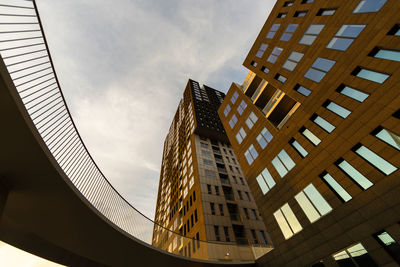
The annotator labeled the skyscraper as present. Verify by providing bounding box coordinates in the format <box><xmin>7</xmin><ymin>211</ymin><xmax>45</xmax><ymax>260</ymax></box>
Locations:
<box><xmin>218</xmin><ymin>0</ymin><xmax>400</xmax><ymax>266</ymax></box>
<box><xmin>152</xmin><ymin>79</ymin><xmax>270</xmax><ymax>261</ymax></box>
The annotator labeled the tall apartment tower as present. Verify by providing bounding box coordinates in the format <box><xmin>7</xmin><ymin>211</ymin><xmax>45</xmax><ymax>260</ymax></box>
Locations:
<box><xmin>218</xmin><ymin>0</ymin><xmax>400</xmax><ymax>266</ymax></box>
<box><xmin>152</xmin><ymin>79</ymin><xmax>269</xmax><ymax>261</ymax></box>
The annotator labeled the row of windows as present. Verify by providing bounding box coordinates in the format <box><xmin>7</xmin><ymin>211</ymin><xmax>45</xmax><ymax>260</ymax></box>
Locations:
<box><xmin>282</xmin><ymin>0</ymin><xmax>386</xmax><ymax>14</ymax></box>
<box><xmin>278</xmin><ymin>6</ymin><xmax>336</xmax><ymax>18</ymax></box>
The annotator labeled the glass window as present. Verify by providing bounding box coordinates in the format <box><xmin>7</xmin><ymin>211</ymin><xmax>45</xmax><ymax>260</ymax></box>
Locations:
<box><xmin>245</xmin><ymin>112</ymin><xmax>258</xmax><ymax>129</ymax></box>
<box><xmin>304</xmin><ymin>57</ymin><xmax>336</xmax><ymax>82</ymax></box>
<box><xmin>302</xmin><ymin>0</ymin><xmax>313</xmax><ymax>3</ymax></box>
<box><xmin>260</xmin><ymin>231</ymin><xmax>267</xmax><ymax>245</ymax></box>
<box><xmin>261</xmin><ymin>66</ymin><xmax>270</xmax><ymax>74</ymax></box>
<box><xmin>294</xmin><ymin>11</ymin><xmax>307</xmax><ymax>17</ymax></box>
<box><xmin>223</xmin><ymin>104</ymin><xmax>231</xmax><ymax>117</ymax></box>
<box><xmin>203</xmin><ymin>159</ymin><xmax>213</xmax><ymax>166</ymax></box>
<box><xmin>324</xmin><ymin>101</ymin><xmax>351</xmax><ymax>118</ymax></box>
<box><xmin>237</xmin><ymin>100</ymin><xmax>247</xmax><ymax>115</ymax></box>
<box><xmin>321</xmin><ymin>172</ymin><xmax>352</xmax><ymax>202</ymax></box>
<box><xmin>266</xmin><ymin>24</ymin><xmax>280</xmax><ymax>39</ymax></box>
<box><xmin>256</xmin><ymin>43</ymin><xmax>268</xmax><ymax>58</ymax></box>
<box><xmin>353</xmin><ymin>67</ymin><xmax>390</xmax><ymax>83</ymax></box>
<box><xmin>312</xmin><ymin>115</ymin><xmax>336</xmax><ymax>133</ymax></box>
<box><xmin>257</xmin><ymin>127</ymin><xmax>273</xmax><ymax>149</ymax></box>
<box><xmin>275</xmin><ymin>73</ymin><xmax>287</xmax><ymax>83</ymax></box>
<box><xmin>290</xmin><ymin>139</ymin><xmax>308</xmax><ymax>157</ymax></box>
<box><xmin>295</xmin><ymin>183</ymin><xmax>332</xmax><ymax>223</ymax></box>
<box><xmin>250</xmin><ymin>61</ymin><xmax>257</xmax><ymax>67</ymax></box>
<box><xmin>267</xmin><ymin>46</ymin><xmax>283</xmax><ymax>63</ymax></box>
<box><xmin>317</xmin><ymin>8</ymin><xmax>337</xmax><ymax>16</ymax></box>
<box><xmin>244</xmin><ymin>144</ymin><xmax>258</xmax><ymax>165</ymax></box>
<box><xmin>301</xmin><ymin>127</ymin><xmax>321</xmax><ymax>146</ymax></box>
<box><xmin>294</xmin><ymin>84</ymin><xmax>311</xmax><ymax>96</ymax></box>
<box><xmin>337</xmin><ymin>85</ymin><xmax>369</xmax><ymax>102</ymax></box>
<box><xmin>354</xmin><ymin>144</ymin><xmax>397</xmax><ymax>175</ymax></box>
<box><xmin>369</xmin><ymin>47</ymin><xmax>400</xmax><ymax>62</ymax></box>
<box><xmin>333</xmin><ymin>243</ymin><xmax>378</xmax><ymax>267</ymax></box>
<box><xmin>327</xmin><ymin>25</ymin><xmax>366</xmax><ymax>51</ymax></box>
<box><xmin>231</xmin><ymin>91</ymin><xmax>239</xmax><ymax>104</ymax></box>
<box><xmin>280</xmin><ymin>24</ymin><xmax>299</xmax><ymax>41</ymax></box>
<box><xmin>274</xmin><ymin>203</ymin><xmax>303</xmax><ymax>239</ymax></box>
<box><xmin>299</xmin><ymin>24</ymin><xmax>325</xmax><ymax>45</ymax></box>
<box><xmin>353</xmin><ymin>0</ymin><xmax>387</xmax><ymax>13</ymax></box>
<box><xmin>256</xmin><ymin>167</ymin><xmax>276</xmax><ymax>195</ymax></box>
<box><xmin>337</xmin><ymin>159</ymin><xmax>373</xmax><ymax>190</ymax></box>
<box><xmin>235</xmin><ymin>127</ymin><xmax>247</xmax><ymax>144</ymax></box>
<box><xmin>229</xmin><ymin>114</ymin><xmax>238</xmax><ymax>128</ymax></box>
<box><xmin>374</xmin><ymin>231</ymin><xmax>400</xmax><ymax>264</ymax></box>
<box><xmin>373</xmin><ymin>127</ymin><xmax>400</xmax><ymax>150</ymax></box>
<box><xmin>277</xmin><ymin>12</ymin><xmax>287</xmax><ymax>18</ymax></box>
<box><xmin>283</xmin><ymin>51</ymin><xmax>304</xmax><ymax>71</ymax></box>
<box><xmin>387</xmin><ymin>24</ymin><xmax>400</xmax><ymax>36</ymax></box>
<box><xmin>272</xmin><ymin>149</ymin><xmax>296</xmax><ymax>177</ymax></box>
<box><xmin>283</xmin><ymin>1</ymin><xmax>294</xmax><ymax>7</ymax></box>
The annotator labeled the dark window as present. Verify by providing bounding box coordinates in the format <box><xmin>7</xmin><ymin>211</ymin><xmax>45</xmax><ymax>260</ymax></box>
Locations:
<box><xmin>374</xmin><ymin>231</ymin><xmax>400</xmax><ymax>264</ymax></box>
<box><xmin>274</xmin><ymin>73</ymin><xmax>287</xmax><ymax>83</ymax></box>
<box><xmin>250</xmin><ymin>61</ymin><xmax>257</xmax><ymax>67</ymax></box>
<box><xmin>293</xmin><ymin>83</ymin><xmax>311</xmax><ymax>96</ymax></box>
<box><xmin>277</xmin><ymin>12</ymin><xmax>287</xmax><ymax>18</ymax></box>
<box><xmin>316</xmin><ymin>8</ymin><xmax>337</xmax><ymax>16</ymax></box>
<box><xmin>283</xmin><ymin>1</ymin><xmax>294</xmax><ymax>7</ymax></box>
<box><xmin>224</xmin><ymin>227</ymin><xmax>230</xmax><ymax>242</ymax></box>
<box><xmin>214</xmin><ymin>225</ymin><xmax>220</xmax><ymax>241</ymax></box>
<box><xmin>387</xmin><ymin>24</ymin><xmax>400</xmax><ymax>36</ymax></box>
<box><xmin>294</xmin><ymin>11</ymin><xmax>307</xmax><ymax>17</ymax></box>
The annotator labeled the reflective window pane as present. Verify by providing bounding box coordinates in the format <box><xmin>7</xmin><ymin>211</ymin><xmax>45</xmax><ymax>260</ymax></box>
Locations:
<box><xmin>305</xmin><ymin>68</ymin><xmax>325</xmax><ymax>82</ymax></box>
<box><xmin>313</xmin><ymin>115</ymin><xmax>336</xmax><ymax>133</ymax></box>
<box><xmin>338</xmin><ymin>160</ymin><xmax>373</xmax><ymax>190</ymax></box>
<box><xmin>273</xmin><ymin>209</ymin><xmax>293</xmax><ymax>239</ymax></box>
<box><xmin>295</xmin><ymin>191</ymin><xmax>320</xmax><ymax>223</ymax></box>
<box><xmin>278</xmin><ymin>149</ymin><xmax>296</xmax><ymax>170</ymax></box>
<box><xmin>327</xmin><ymin>37</ymin><xmax>354</xmax><ymax>51</ymax></box>
<box><xmin>312</xmin><ymin>58</ymin><xmax>336</xmax><ymax>71</ymax></box>
<box><xmin>322</xmin><ymin>173</ymin><xmax>352</xmax><ymax>202</ymax></box>
<box><xmin>339</xmin><ymin>86</ymin><xmax>369</xmax><ymax>102</ymax></box>
<box><xmin>353</xmin><ymin>0</ymin><xmax>387</xmax><ymax>13</ymax></box>
<box><xmin>291</xmin><ymin>140</ymin><xmax>308</xmax><ymax>157</ymax></box>
<box><xmin>356</xmin><ymin>68</ymin><xmax>390</xmax><ymax>83</ymax></box>
<box><xmin>303</xmin><ymin>184</ymin><xmax>332</xmax><ymax>216</ymax></box>
<box><xmin>307</xmin><ymin>24</ymin><xmax>325</xmax><ymax>34</ymax></box>
<box><xmin>256</xmin><ymin>176</ymin><xmax>269</xmax><ymax>194</ymax></box>
<box><xmin>272</xmin><ymin>157</ymin><xmax>288</xmax><ymax>177</ymax></box>
<box><xmin>374</xmin><ymin>48</ymin><xmax>400</xmax><ymax>62</ymax></box>
<box><xmin>336</xmin><ymin>25</ymin><xmax>366</xmax><ymax>37</ymax></box>
<box><xmin>299</xmin><ymin>34</ymin><xmax>317</xmax><ymax>45</ymax></box>
<box><xmin>295</xmin><ymin>84</ymin><xmax>311</xmax><ymax>96</ymax></box>
<box><xmin>261</xmin><ymin>168</ymin><xmax>276</xmax><ymax>189</ymax></box>
<box><xmin>326</xmin><ymin>101</ymin><xmax>351</xmax><ymax>118</ymax></box>
<box><xmin>375</xmin><ymin>128</ymin><xmax>400</xmax><ymax>150</ymax></box>
<box><xmin>281</xmin><ymin>203</ymin><xmax>302</xmax><ymax>234</ymax></box>
<box><xmin>302</xmin><ymin>128</ymin><xmax>321</xmax><ymax>145</ymax></box>
<box><xmin>280</xmin><ymin>33</ymin><xmax>293</xmax><ymax>41</ymax></box>
<box><xmin>355</xmin><ymin>145</ymin><xmax>398</xmax><ymax>175</ymax></box>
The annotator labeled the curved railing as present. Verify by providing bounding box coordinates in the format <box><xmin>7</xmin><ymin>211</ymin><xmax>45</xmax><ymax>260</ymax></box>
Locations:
<box><xmin>0</xmin><ymin>0</ymin><xmax>271</xmax><ymax>262</ymax></box>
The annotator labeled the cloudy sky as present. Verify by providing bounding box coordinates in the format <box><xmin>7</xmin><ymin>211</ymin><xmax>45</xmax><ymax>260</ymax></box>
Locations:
<box><xmin>34</xmin><ymin>0</ymin><xmax>275</xmax><ymax>218</ymax></box>
<box><xmin>3</xmin><ymin>0</ymin><xmax>277</xmax><ymax>265</ymax></box>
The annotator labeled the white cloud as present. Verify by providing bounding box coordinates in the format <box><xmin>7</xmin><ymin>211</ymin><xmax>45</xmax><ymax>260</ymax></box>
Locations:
<box><xmin>35</xmin><ymin>0</ymin><xmax>275</xmax><ymax>220</ymax></box>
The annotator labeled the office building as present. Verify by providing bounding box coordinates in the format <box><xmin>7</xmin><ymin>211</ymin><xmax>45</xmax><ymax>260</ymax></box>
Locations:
<box><xmin>152</xmin><ymin>79</ymin><xmax>269</xmax><ymax>261</ymax></box>
<box><xmin>218</xmin><ymin>0</ymin><xmax>400</xmax><ymax>266</ymax></box>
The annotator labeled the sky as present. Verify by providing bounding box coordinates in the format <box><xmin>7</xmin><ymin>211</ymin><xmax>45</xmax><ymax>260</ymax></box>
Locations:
<box><xmin>2</xmin><ymin>0</ymin><xmax>275</xmax><ymax>265</ymax></box>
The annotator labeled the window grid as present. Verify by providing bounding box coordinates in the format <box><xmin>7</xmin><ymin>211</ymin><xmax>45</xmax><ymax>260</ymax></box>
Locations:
<box><xmin>280</xmin><ymin>24</ymin><xmax>299</xmax><ymax>41</ymax></box>
<box><xmin>327</xmin><ymin>25</ymin><xmax>366</xmax><ymax>51</ymax></box>
<box><xmin>304</xmin><ymin>57</ymin><xmax>336</xmax><ymax>83</ymax></box>
<box><xmin>267</xmin><ymin>46</ymin><xmax>283</xmax><ymax>64</ymax></box>
<box><xmin>244</xmin><ymin>144</ymin><xmax>259</xmax><ymax>165</ymax></box>
<box><xmin>283</xmin><ymin>51</ymin><xmax>304</xmax><ymax>71</ymax></box>
<box><xmin>235</xmin><ymin>127</ymin><xmax>247</xmax><ymax>144</ymax></box>
<box><xmin>245</xmin><ymin>112</ymin><xmax>258</xmax><ymax>129</ymax></box>
<box><xmin>224</xmin><ymin>104</ymin><xmax>231</xmax><ymax>117</ymax></box>
<box><xmin>273</xmin><ymin>203</ymin><xmax>303</xmax><ymax>239</ymax></box>
<box><xmin>295</xmin><ymin>183</ymin><xmax>333</xmax><ymax>223</ymax></box>
<box><xmin>299</xmin><ymin>24</ymin><xmax>325</xmax><ymax>45</ymax></box>
<box><xmin>229</xmin><ymin>114</ymin><xmax>238</xmax><ymax>129</ymax></box>
<box><xmin>256</xmin><ymin>127</ymin><xmax>273</xmax><ymax>149</ymax></box>
<box><xmin>272</xmin><ymin>149</ymin><xmax>296</xmax><ymax>177</ymax></box>
<box><xmin>256</xmin><ymin>43</ymin><xmax>268</xmax><ymax>58</ymax></box>
<box><xmin>256</xmin><ymin>167</ymin><xmax>276</xmax><ymax>195</ymax></box>
<box><xmin>320</xmin><ymin>172</ymin><xmax>352</xmax><ymax>202</ymax></box>
<box><xmin>237</xmin><ymin>100</ymin><xmax>247</xmax><ymax>115</ymax></box>
<box><xmin>266</xmin><ymin>24</ymin><xmax>280</xmax><ymax>39</ymax></box>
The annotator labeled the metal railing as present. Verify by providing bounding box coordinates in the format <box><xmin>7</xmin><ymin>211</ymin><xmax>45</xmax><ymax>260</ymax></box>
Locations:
<box><xmin>0</xmin><ymin>0</ymin><xmax>272</xmax><ymax>262</ymax></box>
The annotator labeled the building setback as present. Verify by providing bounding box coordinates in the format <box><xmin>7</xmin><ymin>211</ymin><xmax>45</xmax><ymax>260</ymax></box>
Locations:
<box><xmin>152</xmin><ymin>79</ymin><xmax>270</xmax><ymax>261</ymax></box>
<box><xmin>218</xmin><ymin>0</ymin><xmax>400</xmax><ymax>266</ymax></box>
